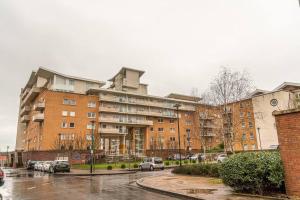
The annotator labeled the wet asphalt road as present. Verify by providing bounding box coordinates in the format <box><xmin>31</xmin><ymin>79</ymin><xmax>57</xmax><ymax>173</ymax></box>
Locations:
<box><xmin>0</xmin><ymin>169</ymin><xmax>180</xmax><ymax>200</ymax></box>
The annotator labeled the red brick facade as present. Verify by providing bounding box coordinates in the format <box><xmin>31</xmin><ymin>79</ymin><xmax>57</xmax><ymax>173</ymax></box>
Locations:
<box><xmin>274</xmin><ymin>109</ymin><xmax>300</xmax><ymax>198</ymax></box>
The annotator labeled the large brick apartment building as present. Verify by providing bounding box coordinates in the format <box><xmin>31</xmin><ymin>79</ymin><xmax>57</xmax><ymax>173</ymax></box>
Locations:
<box><xmin>15</xmin><ymin>67</ymin><xmax>300</xmax><ymax>163</ymax></box>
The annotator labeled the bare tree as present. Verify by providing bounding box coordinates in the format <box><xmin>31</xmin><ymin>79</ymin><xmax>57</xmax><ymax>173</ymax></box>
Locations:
<box><xmin>208</xmin><ymin>67</ymin><xmax>254</xmax><ymax>153</ymax></box>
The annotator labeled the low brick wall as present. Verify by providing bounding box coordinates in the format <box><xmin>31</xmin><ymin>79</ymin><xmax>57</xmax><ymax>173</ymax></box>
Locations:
<box><xmin>22</xmin><ymin>150</ymin><xmax>104</xmax><ymax>165</ymax></box>
<box><xmin>274</xmin><ymin>109</ymin><xmax>300</xmax><ymax>198</ymax></box>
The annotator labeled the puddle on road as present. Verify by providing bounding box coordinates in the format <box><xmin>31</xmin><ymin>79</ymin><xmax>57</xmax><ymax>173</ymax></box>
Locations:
<box><xmin>182</xmin><ymin>188</ymin><xmax>217</xmax><ymax>194</ymax></box>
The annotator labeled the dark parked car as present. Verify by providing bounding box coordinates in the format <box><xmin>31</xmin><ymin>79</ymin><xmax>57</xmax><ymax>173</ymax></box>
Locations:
<box><xmin>0</xmin><ymin>168</ymin><xmax>4</xmax><ymax>182</ymax></box>
<box><xmin>26</xmin><ymin>160</ymin><xmax>37</xmax><ymax>170</ymax></box>
<box><xmin>49</xmin><ymin>160</ymin><xmax>70</xmax><ymax>173</ymax></box>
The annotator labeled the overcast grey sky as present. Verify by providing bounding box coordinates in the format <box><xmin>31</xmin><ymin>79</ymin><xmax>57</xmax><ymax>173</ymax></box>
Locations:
<box><xmin>0</xmin><ymin>0</ymin><xmax>299</xmax><ymax>151</ymax></box>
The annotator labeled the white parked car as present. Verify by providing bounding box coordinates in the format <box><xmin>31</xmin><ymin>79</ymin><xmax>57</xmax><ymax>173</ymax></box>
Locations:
<box><xmin>42</xmin><ymin>161</ymin><xmax>53</xmax><ymax>172</ymax></box>
<box><xmin>34</xmin><ymin>161</ymin><xmax>43</xmax><ymax>171</ymax></box>
<box><xmin>217</xmin><ymin>154</ymin><xmax>228</xmax><ymax>163</ymax></box>
<box><xmin>139</xmin><ymin>157</ymin><xmax>164</xmax><ymax>171</ymax></box>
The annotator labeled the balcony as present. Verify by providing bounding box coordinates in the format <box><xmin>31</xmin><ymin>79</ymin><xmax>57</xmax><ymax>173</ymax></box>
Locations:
<box><xmin>20</xmin><ymin>106</ymin><xmax>31</xmax><ymax>116</ymax></box>
<box><xmin>32</xmin><ymin>113</ymin><xmax>44</xmax><ymax>122</ymax></box>
<box><xmin>21</xmin><ymin>115</ymin><xmax>30</xmax><ymax>123</ymax></box>
<box><xmin>99</xmin><ymin>117</ymin><xmax>153</xmax><ymax>126</ymax></box>
<box><xmin>33</xmin><ymin>102</ymin><xmax>45</xmax><ymax>111</ymax></box>
<box><xmin>21</xmin><ymin>87</ymin><xmax>41</xmax><ymax>107</ymax></box>
<box><xmin>21</xmin><ymin>88</ymin><xmax>30</xmax><ymax>100</ymax></box>
<box><xmin>98</xmin><ymin>128</ymin><xmax>127</xmax><ymax>135</ymax></box>
<box><xmin>202</xmin><ymin>124</ymin><xmax>215</xmax><ymax>129</ymax></box>
<box><xmin>201</xmin><ymin>132</ymin><xmax>216</xmax><ymax>137</ymax></box>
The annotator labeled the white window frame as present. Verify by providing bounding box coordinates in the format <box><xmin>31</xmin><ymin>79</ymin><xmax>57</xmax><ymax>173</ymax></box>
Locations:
<box><xmin>62</xmin><ymin>111</ymin><xmax>68</xmax><ymax>116</ymax></box>
<box><xmin>70</xmin><ymin>111</ymin><xmax>76</xmax><ymax>117</ymax></box>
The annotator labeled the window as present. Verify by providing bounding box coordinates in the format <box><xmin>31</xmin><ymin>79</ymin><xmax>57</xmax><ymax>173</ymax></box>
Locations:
<box><xmin>170</xmin><ymin>119</ymin><xmax>175</xmax><ymax>124</ymax></box>
<box><xmin>250</xmin><ymin>132</ymin><xmax>254</xmax><ymax>140</ymax></box>
<box><xmin>186</xmin><ymin>129</ymin><xmax>191</xmax><ymax>138</ymax></box>
<box><xmin>88</xmin><ymin>101</ymin><xmax>96</xmax><ymax>108</ymax></box>
<box><xmin>69</xmin><ymin>79</ymin><xmax>75</xmax><ymax>86</ymax></box>
<box><xmin>86</xmin><ymin>134</ymin><xmax>92</xmax><ymax>141</ymax></box>
<box><xmin>63</xmin><ymin>99</ymin><xmax>76</xmax><ymax>105</ymax></box>
<box><xmin>243</xmin><ymin>144</ymin><xmax>248</xmax><ymax>150</ymax></box>
<box><xmin>61</xmin><ymin>121</ymin><xmax>68</xmax><ymax>128</ymax></box>
<box><xmin>62</xmin><ymin>111</ymin><xmax>68</xmax><ymax>116</ymax></box>
<box><xmin>70</xmin><ymin>111</ymin><xmax>75</xmax><ymax>117</ymax></box>
<box><xmin>150</xmin><ymin>127</ymin><xmax>154</xmax><ymax>132</ymax></box>
<box><xmin>102</xmin><ymin>124</ymin><xmax>107</xmax><ymax>128</ymax></box>
<box><xmin>170</xmin><ymin>128</ymin><xmax>175</xmax><ymax>133</ymax></box>
<box><xmin>170</xmin><ymin>137</ymin><xmax>175</xmax><ymax>141</ymax></box>
<box><xmin>241</xmin><ymin>121</ymin><xmax>245</xmax><ymax>128</ymax></box>
<box><xmin>69</xmin><ymin>122</ymin><xmax>75</xmax><ymax>128</ymax></box>
<box><xmin>158</xmin><ymin>118</ymin><xmax>164</xmax><ymax>123</ymax></box>
<box><xmin>240</xmin><ymin>112</ymin><xmax>244</xmax><ymax>118</ymax></box>
<box><xmin>240</xmin><ymin>102</ymin><xmax>244</xmax><ymax>108</ymax></box>
<box><xmin>87</xmin><ymin>112</ymin><xmax>96</xmax><ymax>118</ymax></box>
<box><xmin>247</xmin><ymin>112</ymin><xmax>251</xmax><ymax>118</ymax></box>
<box><xmin>242</xmin><ymin>133</ymin><xmax>246</xmax><ymax>141</ymax></box>
<box><xmin>252</xmin><ymin>144</ymin><xmax>256</xmax><ymax>150</ymax></box>
<box><xmin>185</xmin><ymin>120</ymin><xmax>192</xmax><ymax>125</ymax></box>
<box><xmin>59</xmin><ymin>133</ymin><xmax>75</xmax><ymax>141</ymax></box>
<box><xmin>158</xmin><ymin>128</ymin><xmax>164</xmax><ymax>132</ymax></box>
<box><xmin>87</xmin><ymin>124</ymin><xmax>96</xmax><ymax>130</ymax></box>
<box><xmin>249</xmin><ymin>122</ymin><xmax>253</xmax><ymax>128</ymax></box>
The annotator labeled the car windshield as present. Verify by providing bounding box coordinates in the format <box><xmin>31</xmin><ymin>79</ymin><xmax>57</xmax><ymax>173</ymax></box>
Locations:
<box><xmin>154</xmin><ymin>158</ymin><xmax>162</xmax><ymax>164</ymax></box>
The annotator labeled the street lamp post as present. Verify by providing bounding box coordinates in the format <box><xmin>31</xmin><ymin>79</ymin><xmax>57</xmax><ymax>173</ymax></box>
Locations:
<box><xmin>90</xmin><ymin>120</ymin><xmax>96</xmax><ymax>174</ymax></box>
<box><xmin>6</xmin><ymin>146</ymin><xmax>9</xmax><ymax>167</ymax></box>
<box><xmin>257</xmin><ymin>127</ymin><xmax>262</xmax><ymax>150</ymax></box>
<box><xmin>174</xmin><ymin>103</ymin><xmax>182</xmax><ymax>167</ymax></box>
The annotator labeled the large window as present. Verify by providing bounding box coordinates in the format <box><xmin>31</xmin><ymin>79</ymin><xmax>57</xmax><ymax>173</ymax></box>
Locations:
<box><xmin>250</xmin><ymin>132</ymin><xmax>254</xmax><ymax>140</ymax></box>
<box><xmin>158</xmin><ymin>118</ymin><xmax>164</xmax><ymax>123</ymax></box>
<box><xmin>63</xmin><ymin>99</ymin><xmax>76</xmax><ymax>105</ymax></box>
<box><xmin>61</xmin><ymin>121</ymin><xmax>67</xmax><ymax>128</ymax></box>
<box><xmin>88</xmin><ymin>101</ymin><xmax>96</xmax><ymax>108</ymax></box>
<box><xmin>62</xmin><ymin>111</ymin><xmax>68</xmax><ymax>116</ymax></box>
<box><xmin>170</xmin><ymin>128</ymin><xmax>175</xmax><ymax>133</ymax></box>
<box><xmin>70</xmin><ymin>111</ymin><xmax>76</xmax><ymax>117</ymax></box>
<box><xmin>87</xmin><ymin>112</ymin><xmax>96</xmax><ymax>118</ymax></box>
<box><xmin>158</xmin><ymin>128</ymin><xmax>164</xmax><ymax>132</ymax></box>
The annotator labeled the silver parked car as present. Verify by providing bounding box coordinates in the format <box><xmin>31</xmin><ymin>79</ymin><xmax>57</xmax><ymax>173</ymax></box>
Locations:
<box><xmin>217</xmin><ymin>154</ymin><xmax>228</xmax><ymax>163</ymax></box>
<box><xmin>139</xmin><ymin>157</ymin><xmax>164</xmax><ymax>171</ymax></box>
<box><xmin>42</xmin><ymin>161</ymin><xmax>53</xmax><ymax>172</ymax></box>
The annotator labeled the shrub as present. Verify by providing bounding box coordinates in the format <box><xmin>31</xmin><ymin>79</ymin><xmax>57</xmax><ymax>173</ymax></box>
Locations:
<box><xmin>165</xmin><ymin>161</ymin><xmax>170</xmax><ymax>166</ymax></box>
<box><xmin>133</xmin><ymin>164</ymin><xmax>138</xmax><ymax>168</ymax></box>
<box><xmin>107</xmin><ymin>165</ymin><xmax>113</xmax><ymax>170</ymax></box>
<box><xmin>175</xmin><ymin>161</ymin><xmax>180</xmax><ymax>165</ymax></box>
<box><xmin>121</xmin><ymin>164</ymin><xmax>126</xmax><ymax>169</ymax></box>
<box><xmin>219</xmin><ymin>151</ymin><xmax>284</xmax><ymax>195</ymax></box>
<box><xmin>192</xmin><ymin>160</ymin><xmax>196</xmax><ymax>164</ymax></box>
<box><xmin>172</xmin><ymin>163</ymin><xmax>220</xmax><ymax>177</ymax></box>
<box><xmin>184</xmin><ymin>160</ymin><xmax>188</xmax><ymax>164</ymax></box>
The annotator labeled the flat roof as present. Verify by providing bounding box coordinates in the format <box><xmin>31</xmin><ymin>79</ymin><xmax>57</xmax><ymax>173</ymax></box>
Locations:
<box><xmin>166</xmin><ymin>93</ymin><xmax>202</xmax><ymax>102</ymax></box>
<box><xmin>23</xmin><ymin>67</ymin><xmax>106</xmax><ymax>90</ymax></box>
<box><xmin>273</xmin><ymin>108</ymin><xmax>300</xmax><ymax>116</ymax></box>
<box><xmin>87</xmin><ymin>88</ymin><xmax>202</xmax><ymax>105</ymax></box>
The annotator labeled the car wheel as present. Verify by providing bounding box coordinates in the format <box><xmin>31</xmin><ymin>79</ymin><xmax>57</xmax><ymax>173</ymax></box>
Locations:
<box><xmin>150</xmin><ymin>165</ymin><xmax>154</xmax><ymax>171</ymax></box>
<box><xmin>161</xmin><ymin>167</ymin><xmax>164</xmax><ymax>170</ymax></box>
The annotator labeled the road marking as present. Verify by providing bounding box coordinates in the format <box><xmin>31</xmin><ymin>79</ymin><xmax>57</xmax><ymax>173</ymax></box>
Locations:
<box><xmin>27</xmin><ymin>187</ymin><xmax>36</xmax><ymax>190</ymax></box>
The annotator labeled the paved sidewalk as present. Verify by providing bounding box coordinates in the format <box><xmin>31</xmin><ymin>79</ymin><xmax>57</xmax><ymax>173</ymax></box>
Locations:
<box><xmin>55</xmin><ymin>169</ymin><xmax>136</xmax><ymax>176</ymax></box>
<box><xmin>136</xmin><ymin>172</ymin><xmax>285</xmax><ymax>200</ymax></box>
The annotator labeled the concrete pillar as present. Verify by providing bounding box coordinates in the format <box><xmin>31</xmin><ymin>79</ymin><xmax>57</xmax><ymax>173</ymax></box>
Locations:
<box><xmin>119</xmin><ymin>135</ymin><xmax>126</xmax><ymax>155</ymax></box>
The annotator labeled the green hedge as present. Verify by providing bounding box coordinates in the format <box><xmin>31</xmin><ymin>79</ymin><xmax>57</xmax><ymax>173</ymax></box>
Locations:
<box><xmin>219</xmin><ymin>151</ymin><xmax>284</xmax><ymax>195</ymax></box>
<box><xmin>107</xmin><ymin>165</ymin><xmax>113</xmax><ymax>170</ymax></box>
<box><xmin>172</xmin><ymin>163</ymin><xmax>220</xmax><ymax>177</ymax></box>
<box><xmin>121</xmin><ymin>164</ymin><xmax>126</xmax><ymax>169</ymax></box>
